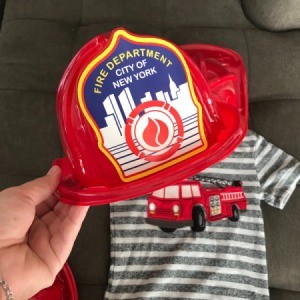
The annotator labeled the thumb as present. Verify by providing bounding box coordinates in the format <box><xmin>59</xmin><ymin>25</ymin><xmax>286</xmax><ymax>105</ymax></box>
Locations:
<box><xmin>18</xmin><ymin>166</ymin><xmax>61</xmax><ymax>206</ymax></box>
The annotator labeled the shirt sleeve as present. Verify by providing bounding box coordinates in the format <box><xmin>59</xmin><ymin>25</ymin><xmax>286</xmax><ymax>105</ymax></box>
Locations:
<box><xmin>252</xmin><ymin>131</ymin><xmax>300</xmax><ymax>209</ymax></box>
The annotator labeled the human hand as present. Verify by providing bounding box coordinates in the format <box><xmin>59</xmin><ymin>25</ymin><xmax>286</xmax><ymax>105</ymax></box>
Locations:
<box><xmin>0</xmin><ymin>166</ymin><xmax>89</xmax><ymax>300</ymax></box>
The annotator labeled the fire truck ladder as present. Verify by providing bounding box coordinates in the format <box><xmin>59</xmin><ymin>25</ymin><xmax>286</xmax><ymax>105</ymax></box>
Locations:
<box><xmin>190</xmin><ymin>175</ymin><xmax>242</xmax><ymax>188</ymax></box>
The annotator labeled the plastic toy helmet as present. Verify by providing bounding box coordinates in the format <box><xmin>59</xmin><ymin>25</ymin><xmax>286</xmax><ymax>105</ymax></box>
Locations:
<box><xmin>54</xmin><ymin>28</ymin><xmax>248</xmax><ymax>205</ymax></box>
<box><xmin>30</xmin><ymin>264</ymin><xmax>78</xmax><ymax>300</ymax></box>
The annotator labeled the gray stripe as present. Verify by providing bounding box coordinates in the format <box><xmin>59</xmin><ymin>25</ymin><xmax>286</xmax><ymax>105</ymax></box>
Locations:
<box><xmin>111</xmin><ymin>256</ymin><xmax>267</xmax><ymax>272</ymax></box>
<box><xmin>111</xmin><ymin>228</ymin><xmax>266</xmax><ymax>245</ymax></box>
<box><xmin>112</xmin><ymin>243</ymin><xmax>266</xmax><ymax>259</ymax></box>
<box><xmin>210</xmin><ymin>161</ymin><xmax>255</xmax><ymax>170</ymax></box>
<box><xmin>107</xmin><ymin>283</ymin><xmax>268</xmax><ymax>299</ymax></box>
<box><xmin>199</xmin><ymin>172</ymin><xmax>259</xmax><ymax>182</ymax></box>
<box><xmin>111</xmin><ymin>270</ymin><xmax>268</xmax><ymax>288</ymax></box>
<box><xmin>259</xmin><ymin>156</ymin><xmax>287</xmax><ymax>185</ymax></box>
<box><xmin>111</xmin><ymin>215</ymin><xmax>264</xmax><ymax>229</ymax></box>
<box><xmin>111</xmin><ymin>204</ymin><xmax>148</xmax><ymax>213</ymax></box>
<box><xmin>222</xmin><ymin>151</ymin><xmax>254</xmax><ymax>159</ymax></box>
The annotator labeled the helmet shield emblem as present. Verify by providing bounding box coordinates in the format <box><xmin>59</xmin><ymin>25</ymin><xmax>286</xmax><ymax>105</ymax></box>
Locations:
<box><xmin>78</xmin><ymin>29</ymin><xmax>207</xmax><ymax>182</ymax></box>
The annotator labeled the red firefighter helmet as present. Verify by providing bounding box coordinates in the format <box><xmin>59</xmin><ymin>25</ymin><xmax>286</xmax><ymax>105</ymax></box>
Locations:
<box><xmin>54</xmin><ymin>28</ymin><xmax>248</xmax><ymax>205</ymax></box>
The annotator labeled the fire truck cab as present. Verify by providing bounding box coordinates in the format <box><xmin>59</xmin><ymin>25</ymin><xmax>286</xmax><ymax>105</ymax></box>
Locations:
<box><xmin>145</xmin><ymin>179</ymin><xmax>247</xmax><ymax>233</ymax></box>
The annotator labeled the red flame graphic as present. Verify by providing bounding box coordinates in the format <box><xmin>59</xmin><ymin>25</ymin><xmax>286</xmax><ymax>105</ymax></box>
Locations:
<box><xmin>143</xmin><ymin>118</ymin><xmax>169</xmax><ymax>147</ymax></box>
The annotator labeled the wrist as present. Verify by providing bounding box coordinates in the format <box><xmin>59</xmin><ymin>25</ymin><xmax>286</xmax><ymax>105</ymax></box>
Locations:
<box><xmin>0</xmin><ymin>286</ymin><xmax>5</xmax><ymax>300</ymax></box>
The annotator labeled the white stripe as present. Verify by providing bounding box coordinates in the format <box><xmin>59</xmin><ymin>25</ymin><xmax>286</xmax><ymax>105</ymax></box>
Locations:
<box><xmin>262</xmin><ymin>155</ymin><xmax>294</xmax><ymax>190</ymax></box>
<box><xmin>279</xmin><ymin>165</ymin><xmax>300</xmax><ymax>209</ymax></box>
<box><xmin>242</xmin><ymin>181</ymin><xmax>260</xmax><ymax>187</ymax></box>
<box><xmin>112</xmin><ymin>264</ymin><xmax>268</xmax><ymax>280</ymax></box>
<box><xmin>206</xmin><ymin>225</ymin><xmax>265</xmax><ymax>237</ymax></box>
<box><xmin>234</xmin><ymin>146</ymin><xmax>253</xmax><ymax>152</ymax></box>
<box><xmin>111</xmin><ymin>250</ymin><xmax>266</xmax><ymax>265</ymax></box>
<box><xmin>253</xmin><ymin>135</ymin><xmax>264</xmax><ymax>152</ymax></box>
<box><xmin>244</xmin><ymin>193</ymin><xmax>261</xmax><ymax>200</ymax></box>
<box><xmin>271</xmin><ymin>162</ymin><xmax>300</xmax><ymax>208</ymax></box>
<box><xmin>244</xmin><ymin>192</ymin><xmax>263</xmax><ymax>199</ymax></box>
<box><xmin>202</xmin><ymin>168</ymin><xmax>257</xmax><ymax>175</ymax></box>
<box><xmin>222</xmin><ymin>157</ymin><xmax>254</xmax><ymax>164</ymax></box>
<box><xmin>105</xmin><ymin>290</ymin><xmax>253</xmax><ymax>300</ymax></box>
<box><xmin>109</xmin><ymin>277</ymin><xmax>269</xmax><ymax>296</ymax></box>
<box><xmin>257</xmin><ymin>148</ymin><xmax>283</xmax><ymax>180</ymax></box>
<box><xmin>112</xmin><ymin>211</ymin><xmax>145</xmax><ymax>217</ymax></box>
<box><xmin>273</xmin><ymin>162</ymin><xmax>300</xmax><ymax>191</ymax></box>
<box><xmin>114</xmin><ymin>198</ymin><xmax>147</xmax><ymax>206</ymax></box>
<box><xmin>247</xmin><ymin>204</ymin><xmax>261</xmax><ymax>210</ymax></box>
<box><xmin>240</xmin><ymin>215</ymin><xmax>264</xmax><ymax>224</ymax></box>
<box><xmin>112</xmin><ymin>236</ymin><xmax>266</xmax><ymax>251</ymax></box>
<box><xmin>243</xmin><ymin>134</ymin><xmax>257</xmax><ymax>142</ymax></box>
<box><xmin>255</xmin><ymin>143</ymin><xmax>273</xmax><ymax>166</ymax></box>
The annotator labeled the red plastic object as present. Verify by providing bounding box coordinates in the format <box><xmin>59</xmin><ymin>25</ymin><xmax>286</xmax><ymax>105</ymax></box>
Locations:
<box><xmin>30</xmin><ymin>264</ymin><xmax>78</xmax><ymax>300</ymax></box>
<box><xmin>54</xmin><ymin>28</ymin><xmax>248</xmax><ymax>205</ymax></box>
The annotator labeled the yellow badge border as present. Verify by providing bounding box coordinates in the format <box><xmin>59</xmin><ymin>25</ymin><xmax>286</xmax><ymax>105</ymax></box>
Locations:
<box><xmin>77</xmin><ymin>28</ymin><xmax>208</xmax><ymax>182</ymax></box>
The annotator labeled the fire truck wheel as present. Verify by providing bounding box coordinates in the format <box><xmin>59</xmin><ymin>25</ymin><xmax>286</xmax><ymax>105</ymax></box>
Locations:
<box><xmin>191</xmin><ymin>205</ymin><xmax>206</xmax><ymax>232</ymax></box>
<box><xmin>229</xmin><ymin>204</ymin><xmax>240</xmax><ymax>222</ymax></box>
<box><xmin>159</xmin><ymin>227</ymin><xmax>176</xmax><ymax>233</ymax></box>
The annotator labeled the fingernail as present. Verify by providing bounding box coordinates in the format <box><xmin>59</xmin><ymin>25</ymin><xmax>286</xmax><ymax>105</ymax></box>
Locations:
<box><xmin>47</xmin><ymin>165</ymin><xmax>60</xmax><ymax>176</ymax></box>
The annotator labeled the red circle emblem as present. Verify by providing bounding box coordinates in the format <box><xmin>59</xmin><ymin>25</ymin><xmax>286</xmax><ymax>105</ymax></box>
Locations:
<box><xmin>125</xmin><ymin>101</ymin><xmax>184</xmax><ymax>162</ymax></box>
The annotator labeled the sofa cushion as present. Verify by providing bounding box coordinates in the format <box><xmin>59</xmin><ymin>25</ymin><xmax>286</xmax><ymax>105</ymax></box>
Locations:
<box><xmin>242</xmin><ymin>0</ymin><xmax>300</xmax><ymax>31</ymax></box>
<box><xmin>0</xmin><ymin>0</ymin><xmax>5</xmax><ymax>28</ymax></box>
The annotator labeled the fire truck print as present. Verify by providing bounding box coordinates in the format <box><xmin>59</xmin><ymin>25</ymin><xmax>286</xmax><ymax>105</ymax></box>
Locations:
<box><xmin>145</xmin><ymin>176</ymin><xmax>247</xmax><ymax>233</ymax></box>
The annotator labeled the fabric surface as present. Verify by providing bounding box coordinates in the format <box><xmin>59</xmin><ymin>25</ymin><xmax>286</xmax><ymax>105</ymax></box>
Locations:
<box><xmin>106</xmin><ymin>130</ymin><xmax>300</xmax><ymax>300</ymax></box>
<box><xmin>0</xmin><ymin>0</ymin><xmax>5</xmax><ymax>28</ymax></box>
<box><xmin>241</xmin><ymin>0</ymin><xmax>300</xmax><ymax>31</ymax></box>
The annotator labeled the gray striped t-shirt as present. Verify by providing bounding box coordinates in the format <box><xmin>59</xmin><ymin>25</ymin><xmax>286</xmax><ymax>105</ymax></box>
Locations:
<box><xmin>105</xmin><ymin>130</ymin><xmax>300</xmax><ymax>300</ymax></box>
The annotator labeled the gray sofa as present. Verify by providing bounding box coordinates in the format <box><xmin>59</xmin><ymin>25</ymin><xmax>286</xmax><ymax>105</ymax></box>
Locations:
<box><xmin>0</xmin><ymin>0</ymin><xmax>299</xmax><ymax>299</ymax></box>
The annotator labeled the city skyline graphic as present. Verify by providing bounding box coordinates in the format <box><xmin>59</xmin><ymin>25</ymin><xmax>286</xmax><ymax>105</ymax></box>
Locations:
<box><xmin>99</xmin><ymin>74</ymin><xmax>204</xmax><ymax>177</ymax></box>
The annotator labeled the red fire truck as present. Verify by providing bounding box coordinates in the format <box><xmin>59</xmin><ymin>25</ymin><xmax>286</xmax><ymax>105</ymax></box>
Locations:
<box><xmin>145</xmin><ymin>176</ymin><xmax>247</xmax><ymax>233</ymax></box>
